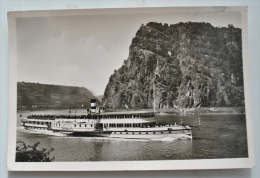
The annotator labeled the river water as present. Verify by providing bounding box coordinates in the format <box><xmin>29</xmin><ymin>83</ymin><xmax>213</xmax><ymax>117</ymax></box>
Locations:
<box><xmin>16</xmin><ymin>110</ymin><xmax>248</xmax><ymax>161</ymax></box>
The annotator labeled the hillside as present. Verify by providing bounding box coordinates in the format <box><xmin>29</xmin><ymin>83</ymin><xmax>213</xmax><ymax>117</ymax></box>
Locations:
<box><xmin>95</xmin><ymin>95</ymin><xmax>104</xmax><ymax>103</ymax></box>
<box><xmin>103</xmin><ymin>22</ymin><xmax>245</xmax><ymax>109</ymax></box>
<box><xmin>17</xmin><ymin>82</ymin><xmax>99</xmax><ymax>110</ymax></box>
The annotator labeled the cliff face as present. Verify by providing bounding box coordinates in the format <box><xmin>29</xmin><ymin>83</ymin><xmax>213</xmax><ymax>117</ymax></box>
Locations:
<box><xmin>17</xmin><ymin>82</ymin><xmax>99</xmax><ymax>110</ymax></box>
<box><xmin>103</xmin><ymin>22</ymin><xmax>245</xmax><ymax>109</ymax></box>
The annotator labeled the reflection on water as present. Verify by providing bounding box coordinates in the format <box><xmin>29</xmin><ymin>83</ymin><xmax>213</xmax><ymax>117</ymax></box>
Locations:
<box><xmin>16</xmin><ymin>110</ymin><xmax>248</xmax><ymax>161</ymax></box>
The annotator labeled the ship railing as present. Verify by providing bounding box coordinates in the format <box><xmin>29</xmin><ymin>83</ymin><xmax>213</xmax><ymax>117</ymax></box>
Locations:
<box><xmin>27</xmin><ymin>115</ymin><xmax>100</xmax><ymax>120</ymax></box>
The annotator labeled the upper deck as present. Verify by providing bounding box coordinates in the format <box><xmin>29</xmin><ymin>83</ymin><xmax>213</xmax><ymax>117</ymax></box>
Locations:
<box><xmin>25</xmin><ymin>111</ymin><xmax>155</xmax><ymax>120</ymax></box>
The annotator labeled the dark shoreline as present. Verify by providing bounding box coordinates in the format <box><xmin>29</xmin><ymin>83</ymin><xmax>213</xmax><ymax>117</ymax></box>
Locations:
<box><xmin>17</xmin><ymin>107</ymin><xmax>245</xmax><ymax>115</ymax></box>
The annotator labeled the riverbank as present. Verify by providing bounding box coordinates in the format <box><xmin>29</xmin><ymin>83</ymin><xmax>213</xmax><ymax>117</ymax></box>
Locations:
<box><xmin>17</xmin><ymin>107</ymin><xmax>245</xmax><ymax>115</ymax></box>
<box><xmin>101</xmin><ymin>107</ymin><xmax>245</xmax><ymax>115</ymax></box>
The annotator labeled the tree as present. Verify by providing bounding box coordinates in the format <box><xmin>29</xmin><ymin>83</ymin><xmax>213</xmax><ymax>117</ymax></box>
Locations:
<box><xmin>16</xmin><ymin>141</ymin><xmax>55</xmax><ymax>162</ymax></box>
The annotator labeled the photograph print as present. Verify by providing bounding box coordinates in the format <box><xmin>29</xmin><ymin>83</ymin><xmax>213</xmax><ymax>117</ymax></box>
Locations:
<box><xmin>8</xmin><ymin>6</ymin><xmax>254</xmax><ymax>171</ymax></box>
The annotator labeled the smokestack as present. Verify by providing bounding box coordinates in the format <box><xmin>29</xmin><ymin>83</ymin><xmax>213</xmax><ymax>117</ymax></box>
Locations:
<box><xmin>91</xmin><ymin>99</ymin><xmax>97</xmax><ymax>113</ymax></box>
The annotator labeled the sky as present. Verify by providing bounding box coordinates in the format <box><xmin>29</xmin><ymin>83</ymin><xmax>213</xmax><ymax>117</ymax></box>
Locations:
<box><xmin>16</xmin><ymin>7</ymin><xmax>242</xmax><ymax>96</ymax></box>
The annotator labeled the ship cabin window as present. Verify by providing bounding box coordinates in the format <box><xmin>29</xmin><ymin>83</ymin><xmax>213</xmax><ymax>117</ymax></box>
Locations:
<box><xmin>169</xmin><ymin>131</ymin><xmax>171</xmax><ymax>134</ymax></box>
<box><xmin>146</xmin><ymin>132</ymin><xmax>148</xmax><ymax>134</ymax></box>
<box><xmin>139</xmin><ymin>132</ymin><xmax>141</xmax><ymax>134</ymax></box>
<box><xmin>33</xmin><ymin>121</ymin><xmax>35</xmax><ymax>124</ymax></box>
<box><xmin>114</xmin><ymin>132</ymin><xmax>116</xmax><ymax>134</ymax></box>
<box><xmin>79</xmin><ymin>124</ymin><xmax>81</xmax><ymax>127</ymax></box>
<box><xmin>161</xmin><ymin>132</ymin><xmax>163</xmax><ymax>134</ymax></box>
<box><xmin>74</xmin><ymin>124</ymin><xmax>76</xmax><ymax>127</ymax></box>
<box><xmin>120</xmin><ymin>132</ymin><xmax>122</xmax><ymax>134</ymax></box>
<box><xmin>153</xmin><ymin>132</ymin><xmax>156</xmax><ymax>134</ymax></box>
<box><xmin>91</xmin><ymin>124</ymin><xmax>93</xmax><ymax>127</ymax></box>
<box><xmin>85</xmin><ymin>124</ymin><xmax>87</xmax><ymax>127</ymax></box>
<box><xmin>132</xmin><ymin>132</ymin><xmax>134</xmax><ymax>134</ymax></box>
<box><xmin>126</xmin><ymin>132</ymin><xmax>128</xmax><ymax>134</ymax></box>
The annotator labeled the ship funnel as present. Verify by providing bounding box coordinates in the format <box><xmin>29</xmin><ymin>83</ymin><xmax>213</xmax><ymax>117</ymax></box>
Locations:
<box><xmin>91</xmin><ymin>99</ymin><xmax>97</xmax><ymax>113</ymax></box>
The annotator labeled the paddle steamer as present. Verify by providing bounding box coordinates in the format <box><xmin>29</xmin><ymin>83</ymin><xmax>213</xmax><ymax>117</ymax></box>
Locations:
<box><xmin>21</xmin><ymin>110</ymin><xmax>192</xmax><ymax>139</ymax></box>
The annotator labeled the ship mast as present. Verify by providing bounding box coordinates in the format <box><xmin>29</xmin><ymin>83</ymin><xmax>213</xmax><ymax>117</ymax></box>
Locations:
<box><xmin>153</xmin><ymin>77</ymin><xmax>156</xmax><ymax>114</ymax></box>
<box><xmin>153</xmin><ymin>58</ymin><xmax>160</xmax><ymax>114</ymax></box>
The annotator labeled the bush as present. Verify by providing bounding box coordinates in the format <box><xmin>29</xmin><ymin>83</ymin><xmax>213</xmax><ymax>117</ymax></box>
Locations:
<box><xmin>16</xmin><ymin>141</ymin><xmax>55</xmax><ymax>162</ymax></box>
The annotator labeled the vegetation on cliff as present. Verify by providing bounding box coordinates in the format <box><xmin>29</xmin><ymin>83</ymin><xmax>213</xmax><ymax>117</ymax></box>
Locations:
<box><xmin>103</xmin><ymin>22</ymin><xmax>244</xmax><ymax>109</ymax></box>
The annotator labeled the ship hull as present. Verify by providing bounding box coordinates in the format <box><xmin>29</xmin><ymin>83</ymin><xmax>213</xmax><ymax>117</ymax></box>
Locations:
<box><xmin>73</xmin><ymin>130</ymin><xmax>192</xmax><ymax>139</ymax></box>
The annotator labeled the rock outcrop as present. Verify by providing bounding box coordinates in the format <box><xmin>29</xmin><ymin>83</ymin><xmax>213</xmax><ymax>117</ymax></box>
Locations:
<box><xmin>103</xmin><ymin>22</ymin><xmax>244</xmax><ymax>109</ymax></box>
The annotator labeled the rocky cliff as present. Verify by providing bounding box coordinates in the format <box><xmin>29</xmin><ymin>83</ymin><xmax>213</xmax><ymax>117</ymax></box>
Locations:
<box><xmin>17</xmin><ymin>82</ymin><xmax>99</xmax><ymax>110</ymax></box>
<box><xmin>103</xmin><ymin>22</ymin><xmax>245</xmax><ymax>109</ymax></box>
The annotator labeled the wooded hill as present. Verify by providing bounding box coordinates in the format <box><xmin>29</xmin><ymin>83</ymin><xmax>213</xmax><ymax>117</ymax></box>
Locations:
<box><xmin>17</xmin><ymin>82</ymin><xmax>98</xmax><ymax>110</ymax></box>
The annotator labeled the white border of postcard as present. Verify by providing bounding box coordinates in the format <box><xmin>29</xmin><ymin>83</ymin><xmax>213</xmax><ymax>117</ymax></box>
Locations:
<box><xmin>7</xmin><ymin>6</ymin><xmax>254</xmax><ymax>171</ymax></box>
